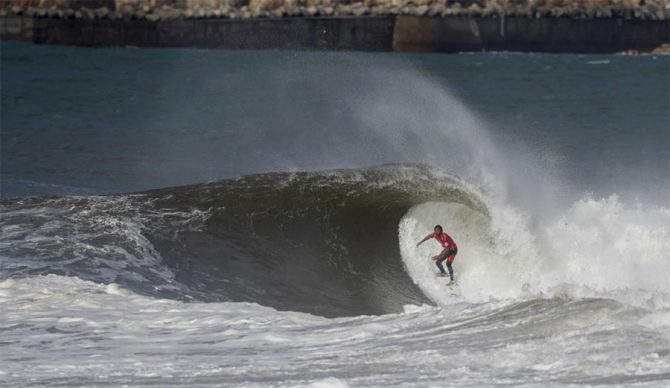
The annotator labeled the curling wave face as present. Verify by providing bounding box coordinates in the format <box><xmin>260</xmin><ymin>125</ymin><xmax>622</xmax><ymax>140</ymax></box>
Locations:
<box><xmin>0</xmin><ymin>164</ymin><xmax>488</xmax><ymax>317</ymax></box>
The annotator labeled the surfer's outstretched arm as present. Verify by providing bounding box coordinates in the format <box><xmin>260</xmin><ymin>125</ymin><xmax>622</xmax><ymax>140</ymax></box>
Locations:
<box><xmin>416</xmin><ymin>233</ymin><xmax>433</xmax><ymax>247</ymax></box>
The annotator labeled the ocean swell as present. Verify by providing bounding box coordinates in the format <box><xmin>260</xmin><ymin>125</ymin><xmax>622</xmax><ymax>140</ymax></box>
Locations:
<box><xmin>0</xmin><ymin>164</ymin><xmax>488</xmax><ymax>317</ymax></box>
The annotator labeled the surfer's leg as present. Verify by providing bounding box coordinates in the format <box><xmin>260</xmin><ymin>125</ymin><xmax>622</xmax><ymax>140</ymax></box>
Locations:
<box><xmin>446</xmin><ymin>251</ymin><xmax>457</xmax><ymax>281</ymax></box>
<box><xmin>445</xmin><ymin>261</ymin><xmax>454</xmax><ymax>281</ymax></box>
<box><xmin>435</xmin><ymin>253</ymin><xmax>448</xmax><ymax>274</ymax></box>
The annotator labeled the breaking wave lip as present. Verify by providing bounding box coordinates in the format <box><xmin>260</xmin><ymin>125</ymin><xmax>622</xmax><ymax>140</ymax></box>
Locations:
<box><xmin>0</xmin><ymin>164</ymin><xmax>490</xmax><ymax>317</ymax></box>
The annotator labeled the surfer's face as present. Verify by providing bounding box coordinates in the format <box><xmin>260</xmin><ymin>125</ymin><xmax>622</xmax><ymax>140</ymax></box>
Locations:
<box><xmin>434</xmin><ymin>227</ymin><xmax>442</xmax><ymax>234</ymax></box>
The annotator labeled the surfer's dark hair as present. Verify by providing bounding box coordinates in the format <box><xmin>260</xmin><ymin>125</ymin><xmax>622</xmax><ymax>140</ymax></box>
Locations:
<box><xmin>434</xmin><ymin>225</ymin><xmax>443</xmax><ymax>231</ymax></box>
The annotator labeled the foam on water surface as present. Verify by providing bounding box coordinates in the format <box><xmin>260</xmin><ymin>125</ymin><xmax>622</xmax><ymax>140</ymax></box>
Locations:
<box><xmin>1</xmin><ymin>275</ymin><xmax>669</xmax><ymax>386</ymax></box>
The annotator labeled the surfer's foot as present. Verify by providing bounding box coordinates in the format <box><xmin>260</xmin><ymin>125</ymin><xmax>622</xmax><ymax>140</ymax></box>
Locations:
<box><xmin>446</xmin><ymin>281</ymin><xmax>454</xmax><ymax>288</ymax></box>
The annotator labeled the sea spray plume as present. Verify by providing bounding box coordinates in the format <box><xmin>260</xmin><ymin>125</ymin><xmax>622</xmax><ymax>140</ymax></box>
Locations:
<box><xmin>226</xmin><ymin>57</ymin><xmax>529</xmax><ymax>206</ymax></box>
<box><xmin>125</xmin><ymin>52</ymin><xmax>565</xmax><ymax>218</ymax></box>
<box><xmin>135</xmin><ymin>53</ymin><xmax>510</xmax><ymax>193</ymax></box>
<box><xmin>340</xmin><ymin>66</ymin><xmax>506</xmax><ymax>195</ymax></box>
<box><xmin>325</xmin><ymin>61</ymin><xmax>569</xmax><ymax>220</ymax></box>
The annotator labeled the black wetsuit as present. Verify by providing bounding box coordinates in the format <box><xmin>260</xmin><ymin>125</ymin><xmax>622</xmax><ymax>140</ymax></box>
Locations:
<box><xmin>436</xmin><ymin>247</ymin><xmax>457</xmax><ymax>281</ymax></box>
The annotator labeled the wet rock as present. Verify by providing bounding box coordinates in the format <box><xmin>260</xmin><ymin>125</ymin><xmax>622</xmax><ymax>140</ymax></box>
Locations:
<box><xmin>1</xmin><ymin>0</ymin><xmax>668</xmax><ymax>23</ymax></box>
<box><xmin>536</xmin><ymin>5</ymin><xmax>550</xmax><ymax>16</ymax></box>
<box><xmin>168</xmin><ymin>8</ymin><xmax>184</xmax><ymax>19</ymax></box>
<box><xmin>146</xmin><ymin>12</ymin><xmax>160</xmax><ymax>21</ymax></box>
<box><xmin>584</xmin><ymin>4</ymin><xmax>596</xmax><ymax>17</ymax></box>
<box><xmin>352</xmin><ymin>4</ymin><xmax>367</xmax><ymax>15</ymax></box>
<box><xmin>651</xmin><ymin>43</ymin><xmax>670</xmax><ymax>54</ymax></box>
<box><xmin>428</xmin><ymin>3</ymin><xmax>444</xmax><ymax>16</ymax></box>
<box><xmin>95</xmin><ymin>7</ymin><xmax>110</xmax><ymax>19</ymax></box>
<box><xmin>412</xmin><ymin>4</ymin><xmax>428</xmax><ymax>15</ymax></box>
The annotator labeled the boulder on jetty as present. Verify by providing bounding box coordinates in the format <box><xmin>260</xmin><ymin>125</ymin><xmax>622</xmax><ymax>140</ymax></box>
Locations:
<box><xmin>651</xmin><ymin>43</ymin><xmax>670</xmax><ymax>54</ymax></box>
<box><xmin>1</xmin><ymin>0</ymin><xmax>669</xmax><ymax>21</ymax></box>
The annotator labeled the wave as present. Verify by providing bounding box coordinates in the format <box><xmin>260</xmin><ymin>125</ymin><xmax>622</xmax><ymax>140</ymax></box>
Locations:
<box><xmin>0</xmin><ymin>164</ymin><xmax>487</xmax><ymax>317</ymax></box>
<box><xmin>2</xmin><ymin>164</ymin><xmax>669</xmax><ymax>318</ymax></box>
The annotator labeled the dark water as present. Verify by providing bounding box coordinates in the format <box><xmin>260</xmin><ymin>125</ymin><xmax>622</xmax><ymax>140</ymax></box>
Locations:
<box><xmin>2</xmin><ymin>43</ymin><xmax>668</xmax><ymax>204</ymax></box>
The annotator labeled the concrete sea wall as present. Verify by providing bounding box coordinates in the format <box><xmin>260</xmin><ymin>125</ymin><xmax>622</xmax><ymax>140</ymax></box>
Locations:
<box><xmin>393</xmin><ymin>15</ymin><xmax>670</xmax><ymax>52</ymax></box>
<box><xmin>1</xmin><ymin>0</ymin><xmax>669</xmax><ymax>52</ymax></box>
<box><xmin>0</xmin><ymin>15</ymin><xmax>396</xmax><ymax>50</ymax></box>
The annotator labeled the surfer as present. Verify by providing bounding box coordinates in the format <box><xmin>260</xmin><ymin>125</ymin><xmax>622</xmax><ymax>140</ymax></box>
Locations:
<box><xmin>416</xmin><ymin>225</ymin><xmax>458</xmax><ymax>286</ymax></box>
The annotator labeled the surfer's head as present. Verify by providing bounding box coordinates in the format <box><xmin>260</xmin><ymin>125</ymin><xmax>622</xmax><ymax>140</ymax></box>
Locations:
<box><xmin>434</xmin><ymin>225</ymin><xmax>443</xmax><ymax>234</ymax></box>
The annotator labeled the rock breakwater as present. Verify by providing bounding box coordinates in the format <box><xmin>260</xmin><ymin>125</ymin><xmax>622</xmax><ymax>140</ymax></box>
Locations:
<box><xmin>2</xmin><ymin>0</ymin><xmax>668</xmax><ymax>52</ymax></box>
<box><xmin>1</xmin><ymin>0</ymin><xmax>668</xmax><ymax>21</ymax></box>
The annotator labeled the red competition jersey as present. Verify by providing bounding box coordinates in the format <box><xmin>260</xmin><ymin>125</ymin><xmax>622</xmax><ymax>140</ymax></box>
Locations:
<box><xmin>432</xmin><ymin>231</ymin><xmax>457</xmax><ymax>250</ymax></box>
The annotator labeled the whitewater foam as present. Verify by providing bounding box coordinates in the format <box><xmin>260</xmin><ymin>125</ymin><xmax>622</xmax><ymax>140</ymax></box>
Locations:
<box><xmin>541</xmin><ymin>195</ymin><xmax>670</xmax><ymax>294</ymax></box>
<box><xmin>2</xmin><ymin>275</ymin><xmax>668</xmax><ymax>386</ymax></box>
<box><xmin>0</xmin><ymin>195</ymin><xmax>185</xmax><ymax>295</ymax></box>
<box><xmin>399</xmin><ymin>193</ymin><xmax>670</xmax><ymax>309</ymax></box>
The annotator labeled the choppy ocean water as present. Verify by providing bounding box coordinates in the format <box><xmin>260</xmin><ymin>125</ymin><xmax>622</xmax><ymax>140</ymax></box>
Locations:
<box><xmin>1</xmin><ymin>42</ymin><xmax>669</xmax><ymax>386</ymax></box>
